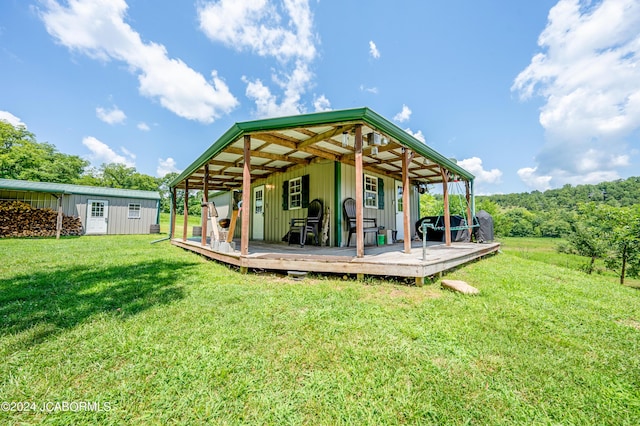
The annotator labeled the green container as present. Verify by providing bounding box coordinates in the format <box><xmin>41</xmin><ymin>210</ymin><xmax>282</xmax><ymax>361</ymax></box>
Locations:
<box><xmin>377</xmin><ymin>234</ymin><xmax>385</xmax><ymax>245</ymax></box>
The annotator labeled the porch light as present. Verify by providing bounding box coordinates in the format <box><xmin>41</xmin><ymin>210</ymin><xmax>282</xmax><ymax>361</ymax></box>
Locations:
<box><xmin>342</xmin><ymin>131</ymin><xmax>349</xmax><ymax>147</ymax></box>
<box><xmin>367</xmin><ymin>132</ymin><xmax>381</xmax><ymax>146</ymax></box>
<box><xmin>371</xmin><ymin>146</ymin><xmax>379</xmax><ymax>156</ymax></box>
<box><xmin>381</xmin><ymin>136</ymin><xmax>389</xmax><ymax>146</ymax></box>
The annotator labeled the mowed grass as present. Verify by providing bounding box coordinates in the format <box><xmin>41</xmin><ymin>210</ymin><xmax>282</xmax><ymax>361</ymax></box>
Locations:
<box><xmin>1</xmin><ymin>236</ymin><xmax>639</xmax><ymax>424</ymax></box>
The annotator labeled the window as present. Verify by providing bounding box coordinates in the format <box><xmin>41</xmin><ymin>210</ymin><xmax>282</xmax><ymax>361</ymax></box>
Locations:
<box><xmin>289</xmin><ymin>177</ymin><xmax>302</xmax><ymax>209</ymax></box>
<box><xmin>364</xmin><ymin>175</ymin><xmax>378</xmax><ymax>208</ymax></box>
<box><xmin>91</xmin><ymin>202</ymin><xmax>105</xmax><ymax>218</ymax></box>
<box><xmin>128</xmin><ymin>203</ymin><xmax>141</xmax><ymax>219</ymax></box>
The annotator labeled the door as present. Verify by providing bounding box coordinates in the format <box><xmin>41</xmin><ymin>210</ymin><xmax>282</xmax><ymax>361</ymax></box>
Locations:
<box><xmin>86</xmin><ymin>199</ymin><xmax>108</xmax><ymax>234</ymax></box>
<box><xmin>395</xmin><ymin>181</ymin><xmax>404</xmax><ymax>241</ymax></box>
<box><xmin>252</xmin><ymin>185</ymin><xmax>264</xmax><ymax>240</ymax></box>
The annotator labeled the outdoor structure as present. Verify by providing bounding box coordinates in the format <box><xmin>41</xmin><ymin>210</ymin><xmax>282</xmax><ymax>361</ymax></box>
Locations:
<box><xmin>169</xmin><ymin>107</ymin><xmax>499</xmax><ymax>284</ymax></box>
<box><xmin>0</xmin><ymin>178</ymin><xmax>161</xmax><ymax>236</ymax></box>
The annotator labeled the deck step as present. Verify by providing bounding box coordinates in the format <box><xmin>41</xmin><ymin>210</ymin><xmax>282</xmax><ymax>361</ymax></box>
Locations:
<box><xmin>441</xmin><ymin>279</ymin><xmax>479</xmax><ymax>295</ymax></box>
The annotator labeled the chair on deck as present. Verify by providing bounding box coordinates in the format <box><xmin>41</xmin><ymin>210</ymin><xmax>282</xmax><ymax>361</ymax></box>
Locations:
<box><xmin>288</xmin><ymin>198</ymin><xmax>323</xmax><ymax>247</ymax></box>
<box><xmin>343</xmin><ymin>197</ymin><xmax>379</xmax><ymax>247</ymax></box>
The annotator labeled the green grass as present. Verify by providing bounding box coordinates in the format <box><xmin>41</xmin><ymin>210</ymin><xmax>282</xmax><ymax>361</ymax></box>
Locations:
<box><xmin>1</xmin><ymin>236</ymin><xmax>639</xmax><ymax>424</ymax></box>
<box><xmin>500</xmin><ymin>237</ymin><xmax>640</xmax><ymax>287</ymax></box>
<box><xmin>158</xmin><ymin>212</ymin><xmax>202</xmax><ymax>236</ymax></box>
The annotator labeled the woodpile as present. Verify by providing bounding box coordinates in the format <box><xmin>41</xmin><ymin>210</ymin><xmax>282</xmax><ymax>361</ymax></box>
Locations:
<box><xmin>0</xmin><ymin>200</ymin><xmax>83</xmax><ymax>237</ymax></box>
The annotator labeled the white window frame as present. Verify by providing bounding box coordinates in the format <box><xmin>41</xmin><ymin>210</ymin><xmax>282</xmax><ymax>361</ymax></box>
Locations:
<box><xmin>289</xmin><ymin>177</ymin><xmax>302</xmax><ymax>210</ymax></box>
<box><xmin>364</xmin><ymin>174</ymin><xmax>378</xmax><ymax>209</ymax></box>
<box><xmin>128</xmin><ymin>203</ymin><xmax>141</xmax><ymax>219</ymax></box>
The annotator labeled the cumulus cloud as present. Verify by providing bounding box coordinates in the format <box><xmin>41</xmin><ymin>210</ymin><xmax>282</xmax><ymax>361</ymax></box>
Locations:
<box><xmin>313</xmin><ymin>95</ymin><xmax>331</xmax><ymax>112</ymax></box>
<box><xmin>517</xmin><ymin>167</ymin><xmax>552</xmax><ymax>191</ymax></box>
<box><xmin>404</xmin><ymin>128</ymin><xmax>425</xmax><ymax>143</ymax></box>
<box><xmin>512</xmin><ymin>0</ymin><xmax>640</xmax><ymax>188</ymax></box>
<box><xmin>199</xmin><ymin>0</ymin><xmax>317</xmax><ymax>118</ymax></box>
<box><xmin>393</xmin><ymin>105</ymin><xmax>412</xmax><ymax>123</ymax></box>
<box><xmin>96</xmin><ymin>106</ymin><xmax>126</xmax><ymax>125</ymax></box>
<box><xmin>40</xmin><ymin>0</ymin><xmax>238</xmax><ymax>123</ymax></box>
<box><xmin>82</xmin><ymin>136</ymin><xmax>135</xmax><ymax>167</ymax></box>
<box><xmin>137</xmin><ymin>122</ymin><xmax>150</xmax><ymax>131</ymax></box>
<box><xmin>0</xmin><ymin>111</ymin><xmax>26</xmax><ymax>127</ymax></box>
<box><xmin>157</xmin><ymin>157</ymin><xmax>180</xmax><ymax>177</ymax></box>
<box><xmin>458</xmin><ymin>157</ymin><xmax>503</xmax><ymax>184</ymax></box>
<box><xmin>369</xmin><ymin>40</ymin><xmax>380</xmax><ymax>59</ymax></box>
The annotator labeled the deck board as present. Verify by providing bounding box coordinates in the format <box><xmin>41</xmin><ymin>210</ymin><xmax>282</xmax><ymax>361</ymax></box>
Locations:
<box><xmin>171</xmin><ymin>238</ymin><xmax>500</xmax><ymax>280</ymax></box>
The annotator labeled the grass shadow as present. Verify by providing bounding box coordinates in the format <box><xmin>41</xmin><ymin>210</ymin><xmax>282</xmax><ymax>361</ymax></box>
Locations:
<box><xmin>0</xmin><ymin>259</ymin><xmax>196</xmax><ymax>349</ymax></box>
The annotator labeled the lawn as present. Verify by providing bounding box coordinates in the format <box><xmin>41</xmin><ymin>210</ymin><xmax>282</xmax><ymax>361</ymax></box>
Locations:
<box><xmin>1</xmin><ymin>236</ymin><xmax>639</xmax><ymax>424</ymax></box>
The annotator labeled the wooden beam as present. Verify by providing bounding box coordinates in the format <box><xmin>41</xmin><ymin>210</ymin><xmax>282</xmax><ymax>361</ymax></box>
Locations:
<box><xmin>201</xmin><ymin>165</ymin><xmax>209</xmax><ymax>247</ymax></box>
<box><xmin>225</xmin><ymin>146</ymin><xmax>309</xmax><ymax>165</ymax></box>
<box><xmin>465</xmin><ymin>180</ymin><xmax>472</xmax><ymax>230</ymax></box>
<box><xmin>183</xmin><ymin>179</ymin><xmax>189</xmax><ymax>242</ymax></box>
<box><xmin>241</xmin><ymin>135</ymin><xmax>251</xmax><ymax>256</ymax></box>
<box><xmin>296</xmin><ymin>125</ymin><xmax>353</xmax><ymax>149</ymax></box>
<box><xmin>355</xmin><ymin>124</ymin><xmax>364</xmax><ymax>258</ymax></box>
<box><xmin>402</xmin><ymin>148</ymin><xmax>412</xmax><ymax>254</ymax></box>
<box><xmin>171</xmin><ymin>187</ymin><xmax>177</xmax><ymax>238</ymax></box>
<box><xmin>441</xmin><ymin>168</ymin><xmax>451</xmax><ymax>246</ymax></box>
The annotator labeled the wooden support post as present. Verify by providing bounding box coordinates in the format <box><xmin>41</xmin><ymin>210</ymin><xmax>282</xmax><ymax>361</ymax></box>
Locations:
<box><xmin>441</xmin><ymin>169</ymin><xmax>451</xmax><ymax>246</ymax></box>
<box><xmin>170</xmin><ymin>187</ymin><xmax>177</xmax><ymax>239</ymax></box>
<box><xmin>402</xmin><ymin>148</ymin><xmax>412</xmax><ymax>254</ymax></box>
<box><xmin>241</xmin><ymin>135</ymin><xmax>251</xmax><ymax>256</ymax></box>
<box><xmin>415</xmin><ymin>276</ymin><xmax>424</xmax><ymax>287</ymax></box>
<box><xmin>201</xmin><ymin>165</ymin><xmax>209</xmax><ymax>246</ymax></box>
<box><xmin>56</xmin><ymin>194</ymin><xmax>63</xmax><ymax>240</ymax></box>
<box><xmin>354</xmin><ymin>124</ymin><xmax>364</xmax><ymax>258</ymax></box>
<box><xmin>465</xmin><ymin>180</ymin><xmax>473</xmax><ymax>230</ymax></box>
<box><xmin>356</xmin><ymin>273</ymin><xmax>364</xmax><ymax>281</ymax></box>
<box><xmin>183</xmin><ymin>179</ymin><xmax>189</xmax><ymax>242</ymax></box>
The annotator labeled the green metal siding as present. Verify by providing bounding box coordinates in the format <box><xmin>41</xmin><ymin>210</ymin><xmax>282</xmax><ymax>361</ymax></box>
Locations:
<box><xmin>253</xmin><ymin>160</ymin><xmax>336</xmax><ymax>245</ymax></box>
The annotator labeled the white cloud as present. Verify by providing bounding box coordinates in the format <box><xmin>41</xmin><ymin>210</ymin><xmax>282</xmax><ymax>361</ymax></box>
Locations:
<box><xmin>157</xmin><ymin>157</ymin><xmax>180</xmax><ymax>177</ymax></box>
<box><xmin>199</xmin><ymin>0</ymin><xmax>317</xmax><ymax>118</ymax></box>
<box><xmin>393</xmin><ymin>105</ymin><xmax>412</xmax><ymax>123</ymax></box>
<box><xmin>360</xmin><ymin>85</ymin><xmax>378</xmax><ymax>94</ymax></box>
<box><xmin>517</xmin><ymin>167</ymin><xmax>553</xmax><ymax>191</ymax></box>
<box><xmin>313</xmin><ymin>95</ymin><xmax>331</xmax><ymax>112</ymax></box>
<box><xmin>0</xmin><ymin>111</ymin><xmax>26</xmax><ymax>127</ymax></box>
<box><xmin>137</xmin><ymin>122</ymin><xmax>150</xmax><ymax>131</ymax></box>
<box><xmin>369</xmin><ymin>40</ymin><xmax>380</xmax><ymax>59</ymax></box>
<box><xmin>40</xmin><ymin>0</ymin><xmax>238</xmax><ymax>123</ymax></box>
<box><xmin>457</xmin><ymin>157</ymin><xmax>502</xmax><ymax>184</ymax></box>
<box><xmin>82</xmin><ymin>136</ymin><xmax>135</xmax><ymax>167</ymax></box>
<box><xmin>96</xmin><ymin>106</ymin><xmax>126</xmax><ymax>125</ymax></box>
<box><xmin>404</xmin><ymin>128</ymin><xmax>425</xmax><ymax>143</ymax></box>
<box><xmin>512</xmin><ymin>0</ymin><xmax>640</xmax><ymax>187</ymax></box>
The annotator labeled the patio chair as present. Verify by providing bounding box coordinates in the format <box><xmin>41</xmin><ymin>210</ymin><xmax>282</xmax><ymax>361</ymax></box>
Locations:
<box><xmin>288</xmin><ymin>198</ymin><xmax>323</xmax><ymax>247</ymax></box>
<box><xmin>343</xmin><ymin>197</ymin><xmax>379</xmax><ymax>247</ymax></box>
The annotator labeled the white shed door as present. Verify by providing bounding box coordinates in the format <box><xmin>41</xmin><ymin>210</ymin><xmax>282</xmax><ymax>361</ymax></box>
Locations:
<box><xmin>86</xmin><ymin>200</ymin><xmax>108</xmax><ymax>234</ymax></box>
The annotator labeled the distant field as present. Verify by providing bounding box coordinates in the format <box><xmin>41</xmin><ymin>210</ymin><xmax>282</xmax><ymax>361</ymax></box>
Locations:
<box><xmin>1</xmin><ymin>236</ymin><xmax>639</xmax><ymax>424</ymax></box>
<box><xmin>500</xmin><ymin>237</ymin><xmax>640</xmax><ymax>288</ymax></box>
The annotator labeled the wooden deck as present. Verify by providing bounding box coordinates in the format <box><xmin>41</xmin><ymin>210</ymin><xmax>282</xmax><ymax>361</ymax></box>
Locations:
<box><xmin>171</xmin><ymin>238</ymin><xmax>500</xmax><ymax>285</ymax></box>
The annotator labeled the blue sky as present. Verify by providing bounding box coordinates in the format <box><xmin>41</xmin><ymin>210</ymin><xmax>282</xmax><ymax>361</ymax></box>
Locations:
<box><xmin>1</xmin><ymin>0</ymin><xmax>639</xmax><ymax>194</ymax></box>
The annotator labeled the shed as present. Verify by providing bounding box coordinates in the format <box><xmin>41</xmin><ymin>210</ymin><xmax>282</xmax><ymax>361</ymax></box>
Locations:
<box><xmin>0</xmin><ymin>178</ymin><xmax>161</xmax><ymax>236</ymax></box>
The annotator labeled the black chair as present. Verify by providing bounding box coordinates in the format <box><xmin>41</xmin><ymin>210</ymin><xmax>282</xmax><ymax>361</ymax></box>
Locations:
<box><xmin>288</xmin><ymin>199</ymin><xmax>323</xmax><ymax>247</ymax></box>
<box><xmin>343</xmin><ymin>197</ymin><xmax>379</xmax><ymax>247</ymax></box>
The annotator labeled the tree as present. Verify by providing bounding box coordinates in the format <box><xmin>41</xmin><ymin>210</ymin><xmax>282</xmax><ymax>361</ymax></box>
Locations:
<box><xmin>0</xmin><ymin>121</ymin><xmax>88</xmax><ymax>183</ymax></box>
<box><xmin>604</xmin><ymin>205</ymin><xmax>640</xmax><ymax>284</ymax></box>
<box><xmin>78</xmin><ymin>163</ymin><xmax>160</xmax><ymax>191</ymax></box>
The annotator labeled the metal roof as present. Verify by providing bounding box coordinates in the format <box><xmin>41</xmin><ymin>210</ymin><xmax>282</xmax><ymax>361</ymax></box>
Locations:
<box><xmin>170</xmin><ymin>107</ymin><xmax>474</xmax><ymax>191</ymax></box>
<box><xmin>0</xmin><ymin>179</ymin><xmax>161</xmax><ymax>200</ymax></box>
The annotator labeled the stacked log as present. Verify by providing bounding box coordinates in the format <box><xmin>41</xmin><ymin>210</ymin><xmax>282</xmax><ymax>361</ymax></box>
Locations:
<box><xmin>0</xmin><ymin>200</ymin><xmax>83</xmax><ymax>237</ymax></box>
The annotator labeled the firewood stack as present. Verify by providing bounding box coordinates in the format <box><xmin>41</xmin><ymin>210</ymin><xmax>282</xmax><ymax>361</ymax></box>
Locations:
<box><xmin>0</xmin><ymin>200</ymin><xmax>83</xmax><ymax>237</ymax></box>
